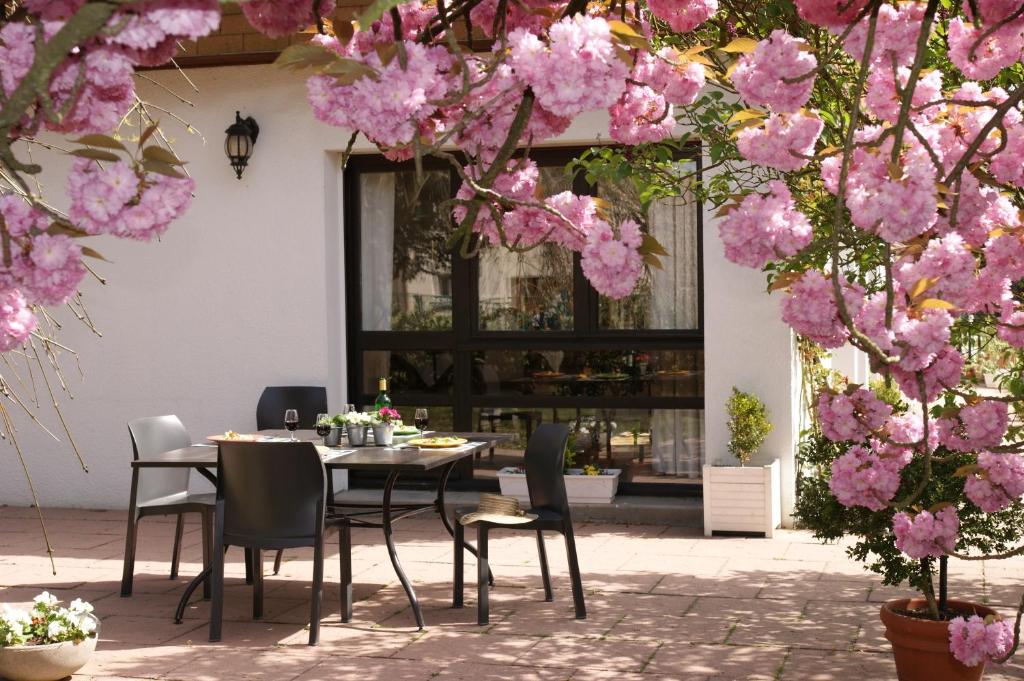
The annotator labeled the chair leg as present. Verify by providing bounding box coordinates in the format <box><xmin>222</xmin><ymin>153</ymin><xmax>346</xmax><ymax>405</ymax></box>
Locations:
<box><xmin>453</xmin><ymin>521</ymin><xmax>464</xmax><ymax>609</ymax></box>
<box><xmin>536</xmin><ymin>530</ymin><xmax>553</xmax><ymax>602</ymax></box>
<box><xmin>120</xmin><ymin>470</ymin><xmax>141</xmax><ymax>597</ymax></box>
<box><xmin>273</xmin><ymin>549</ymin><xmax>284</xmax><ymax>575</ymax></box>
<box><xmin>170</xmin><ymin>513</ymin><xmax>185</xmax><ymax>580</ymax></box>
<box><xmin>201</xmin><ymin>508</ymin><xmax>213</xmax><ymax>600</ymax></box>
<box><xmin>339</xmin><ymin>524</ymin><xmax>352</xmax><ymax>623</ymax></box>
<box><xmin>244</xmin><ymin>547</ymin><xmax>254</xmax><ymax>585</ymax></box>
<box><xmin>477</xmin><ymin>524</ymin><xmax>489</xmax><ymax>626</ymax></box>
<box><xmin>563</xmin><ymin>523</ymin><xmax>586</xmax><ymax>619</ymax></box>
<box><xmin>252</xmin><ymin>548</ymin><xmax>264</xmax><ymax>620</ymax></box>
<box><xmin>209</xmin><ymin>509</ymin><xmax>225</xmax><ymax>642</ymax></box>
<box><xmin>309</xmin><ymin>537</ymin><xmax>324</xmax><ymax>645</ymax></box>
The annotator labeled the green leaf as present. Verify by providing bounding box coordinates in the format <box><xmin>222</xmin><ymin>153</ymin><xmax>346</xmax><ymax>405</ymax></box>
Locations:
<box><xmin>274</xmin><ymin>43</ymin><xmax>341</xmax><ymax>71</ymax></box>
<box><xmin>72</xmin><ymin>134</ymin><xmax>126</xmax><ymax>151</ymax></box>
<box><xmin>142</xmin><ymin>146</ymin><xmax>186</xmax><ymax>166</ymax></box>
<box><xmin>720</xmin><ymin>37</ymin><xmax>759</xmax><ymax>53</ymax></box>
<box><xmin>322</xmin><ymin>58</ymin><xmax>379</xmax><ymax>84</ymax></box>
<box><xmin>640</xmin><ymin>233</ymin><xmax>669</xmax><ymax>257</ymax></box>
<box><xmin>608</xmin><ymin>19</ymin><xmax>649</xmax><ymax>50</ymax></box>
<box><xmin>138</xmin><ymin>123</ymin><xmax>159</xmax><ymax>149</ymax></box>
<box><xmin>69</xmin><ymin>148</ymin><xmax>120</xmax><ymax>162</ymax></box>
<box><xmin>142</xmin><ymin>159</ymin><xmax>186</xmax><ymax>179</ymax></box>
<box><xmin>358</xmin><ymin>0</ymin><xmax>414</xmax><ymax>29</ymax></box>
<box><xmin>46</xmin><ymin>221</ymin><xmax>89</xmax><ymax>238</ymax></box>
<box><xmin>642</xmin><ymin>252</ymin><xmax>664</xmax><ymax>270</ymax></box>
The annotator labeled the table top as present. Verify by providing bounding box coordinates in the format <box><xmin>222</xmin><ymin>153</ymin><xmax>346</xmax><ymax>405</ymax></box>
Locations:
<box><xmin>132</xmin><ymin>430</ymin><xmax>513</xmax><ymax>472</ymax></box>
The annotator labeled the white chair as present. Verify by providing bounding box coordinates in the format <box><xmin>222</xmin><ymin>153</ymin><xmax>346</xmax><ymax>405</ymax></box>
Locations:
<box><xmin>120</xmin><ymin>415</ymin><xmax>214</xmax><ymax>597</ymax></box>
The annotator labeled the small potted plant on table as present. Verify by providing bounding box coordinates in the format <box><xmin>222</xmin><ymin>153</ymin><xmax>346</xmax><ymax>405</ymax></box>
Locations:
<box><xmin>703</xmin><ymin>387</ymin><xmax>779</xmax><ymax>537</ymax></box>
<box><xmin>0</xmin><ymin>592</ymin><xmax>99</xmax><ymax>681</ymax></box>
<box><xmin>370</xmin><ymin>407</ymin><xmax>401</xmax><ymax>446</ymax></box>
<box><xmin>341</xmin><ymin>410</ymin><xmax>371</xmax><ymax>446</ymax></box>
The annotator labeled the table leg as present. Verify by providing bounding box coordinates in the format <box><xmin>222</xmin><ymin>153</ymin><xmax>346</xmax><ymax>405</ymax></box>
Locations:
<box><xmin>435</xmin><ymin>462</ymin><xmax>494</xmax><ymax>587</ymax></box>
<box><xmin>382</xmin><ymin>470</ymin><xmax>424</xmax><ymax>630</ymax></box>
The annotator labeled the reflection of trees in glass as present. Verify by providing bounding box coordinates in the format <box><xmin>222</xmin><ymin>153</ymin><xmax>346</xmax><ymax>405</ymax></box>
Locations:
<box><xmin>366</xmin><ymin>351</ymin><xmax>454</xmax><ymax>393</ymax></box>
<box><xmin>391</xmin><ymin>170</ymin><xmax>453</xmax><ymax>330</ymax></box>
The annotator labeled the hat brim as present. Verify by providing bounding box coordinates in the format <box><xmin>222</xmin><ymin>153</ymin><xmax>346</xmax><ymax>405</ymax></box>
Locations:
<box><xmin>459</xmin><ymin>511</ymin><xmax>538</xmax><ymax>526</ymax></box>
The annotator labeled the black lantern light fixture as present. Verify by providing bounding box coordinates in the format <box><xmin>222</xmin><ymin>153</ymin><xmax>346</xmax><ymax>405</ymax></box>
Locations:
<box><xmin>224</xmin><ymin>111</ymin><xmax>259</xmax><ymax>179</ymax></box>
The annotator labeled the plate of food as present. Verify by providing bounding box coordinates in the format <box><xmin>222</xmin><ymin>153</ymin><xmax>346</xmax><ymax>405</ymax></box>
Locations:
<box><xmin>392</xmin><ymin>425</ymin><xmax>422</xmax><ymax>437</ymax></box>
<box><xmin>406</xmin><ymin>436</ymin><xmax>468</xmax><ymax>449</ymax></box>
<box><xmin>207</xmin><ymin>431</ymin><xmax>261</xmax><ymax>443</ymax></box>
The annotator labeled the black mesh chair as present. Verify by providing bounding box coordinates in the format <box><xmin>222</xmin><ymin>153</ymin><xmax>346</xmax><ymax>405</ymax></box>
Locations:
<box><xmin>255</xmin><ymin>386</ymin><xmax>328</xmax><ymax>430</ymax></box>
<box><xmin>453</xmin><ymin>423</ymin><xmax>586</xmax><ymax>624</ymax></box>
<box><xmin>208</xmin><ymin>441</ymin><xmax>349</xmax><ymax>646</ymax></box>
<box><xmin>121</xmin><ymin>416</ymin><xmax>213</xmax><ymax>598</ymax></box>
<box><xmin>255</xmin><ymin>386</ymin><xmax>328</xmax><ymax>575</ymax></box>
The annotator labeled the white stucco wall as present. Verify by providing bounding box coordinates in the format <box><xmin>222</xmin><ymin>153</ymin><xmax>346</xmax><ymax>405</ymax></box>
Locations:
<box><xmin>0</xmin><ymin>63</ymin><xmax>798</xmax><ymax>515</ymax></box>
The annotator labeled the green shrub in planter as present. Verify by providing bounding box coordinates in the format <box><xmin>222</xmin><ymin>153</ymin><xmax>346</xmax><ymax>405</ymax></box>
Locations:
<box><xmin>725</xmin><ymin>387</ymin><xmax>772</xmax><ymax>466</ymax></box>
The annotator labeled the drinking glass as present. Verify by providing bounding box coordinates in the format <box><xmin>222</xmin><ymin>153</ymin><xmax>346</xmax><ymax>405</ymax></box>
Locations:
<box><xmin>414</xmin><ymin>408</ymin><xmax>429</xmax><ymax>435</ymax></box>
<box><xmin>315</xmin><ymin>413</ymin><xmax>331</xmax><ymax>437</ymax></box>
<box><xmin>284</xmin><ymin>409</ymin><xmax>299</xmax><ymax>440</ymax></box>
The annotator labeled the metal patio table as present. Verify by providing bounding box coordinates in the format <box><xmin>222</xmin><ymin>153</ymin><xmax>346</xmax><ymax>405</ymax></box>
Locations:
<box><xmin>127</xmin><ymin>429</ymin><xmax>511</xmax><ymax>630</ymax></box>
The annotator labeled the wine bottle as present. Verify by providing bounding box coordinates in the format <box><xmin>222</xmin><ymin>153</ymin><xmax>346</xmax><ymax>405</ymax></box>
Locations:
<box><xmin>374</xmin><ymin>377</ymin><xmax>392</xmax><ymax>410</ymax></box>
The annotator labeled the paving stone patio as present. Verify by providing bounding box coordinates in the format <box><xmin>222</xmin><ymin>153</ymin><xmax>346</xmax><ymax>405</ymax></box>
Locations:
<box><xmin>2</xmin><ymin>506</ymin><xmax>1024</xmax><ymax>680</ymax></box>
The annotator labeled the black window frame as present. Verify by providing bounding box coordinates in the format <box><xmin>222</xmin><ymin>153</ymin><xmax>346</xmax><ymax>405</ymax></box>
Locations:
<box><xmin>343</xmin><ymin>145</ymin><xmax>704</xmax><ymax>496</ymax></box>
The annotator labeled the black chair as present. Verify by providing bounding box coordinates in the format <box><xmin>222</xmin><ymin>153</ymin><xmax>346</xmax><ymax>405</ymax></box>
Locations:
<box><xmin>255</xmin><ymin>386</ymin><xmax>328</xmax><ymax>430</ymax></box>
<box><xmin>122</xmin><ymin>416</ymin><xmax>214</xmax><ymax>598</ymax></box>
<box><xmin>453</xmin><ymin>423</ymin><xmax>586</xmax><ymax>624</ymax></box>
<box><xmin>208</xmin><ymin>441</ymin><xmax>349</xmax><ymax>646</ymax></box>
<box><xmin>255</xmin><ymin>386</ymin><xmax>328</xmax><ymax>575</ymax></box>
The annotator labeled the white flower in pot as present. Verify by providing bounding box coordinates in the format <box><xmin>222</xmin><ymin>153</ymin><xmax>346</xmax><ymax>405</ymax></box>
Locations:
<box><xmin>0</xmin><ymin>593</ymin><xmax>99</xmax><ymax>681</ymax></box>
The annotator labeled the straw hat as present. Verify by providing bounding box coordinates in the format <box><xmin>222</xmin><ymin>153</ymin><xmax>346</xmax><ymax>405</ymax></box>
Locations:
<box><xmin>459</xmin><ymin>493</ymin><xmax>537</xmax><ymax>525</ymax></box>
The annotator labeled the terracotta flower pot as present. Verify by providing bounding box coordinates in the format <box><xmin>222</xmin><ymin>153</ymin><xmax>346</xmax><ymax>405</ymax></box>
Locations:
<box><xmin>880</xmin><ymin>598</ymin><xmax>997</xmax><ymax>681</ymax></box>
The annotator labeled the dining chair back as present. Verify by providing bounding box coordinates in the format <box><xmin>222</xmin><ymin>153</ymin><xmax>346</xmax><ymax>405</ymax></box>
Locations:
<box><xmin>524</xmin><ymin>423</ymin><xmax>571</xmax><ymax>513</ymax></box>
<box><xmin>210</xmin><ymin>440</ymin><xmax>338</xmax><ymax>646</ymax></box>
<box><xmin>255</xmin><ymin>386</ymin><xmax>328</xmax><ymax>430</ymax></box>
<box><xmin>127</xmin><ymin>415</ymin><xmax>193</xmax><ymax>506</ymax></box>
<box><xmin>217</xmin><ymin>441</ymin><xmax>327</xmax><ymax>548</ymax></box>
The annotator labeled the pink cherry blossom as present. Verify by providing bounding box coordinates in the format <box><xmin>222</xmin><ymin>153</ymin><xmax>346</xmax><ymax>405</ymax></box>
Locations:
<box><xmin>818</xmin><ymin>388</ymin><xmax>892</xmax><ymax>442</ymax></box>
<box><xmin>0</xmin><ymin>289</ymin><xmax>37</xmax><ymax>352</ymax></box>
<box><xmin>470</xmin><ymin>0</ymin><xmax>565</xmax><ymax>37</ymax></box>
<box><xmin>732</xmin><ymin>30</ymin><xmax>817</xmax><ymax>113</ymax></box>
<box><xmin>632</xmin><ymin>49</ymin><xmax>706</xmax><ymax>107</ymax></box>
<box><xmin>718</xmin><ymin>181</ymin><xmax>813</xmax><ymax>268</ymax></box>
<box><xmin>864</xmin><ymin>63</ymin><xmax>943</xmax><ymax>124</ymax></box>
<box><xmin>998</xmin><ymin>308</ymin><xmax>1024</xmax><ymax>347</ymax></box>
<box><xmin>580</xmin><ymin>219</ymin><xmax>645</xmax><ymax>299</ymax></box>
<box><xmin>608</xmin><ymin>84</ymin><xmax>675</xmax><ymax>145</ymax></box>
<box><xmin>842</xmin><ymin>2</ymin><xmax>926</xmax><ymax>67</ymax></box>
<box><xmin>890</xmin><ymin>346</ymin><xmax>964</xmax><ymax>403</ymax></box>
<box><xmin>241</xmin><ymin>0</ymin><xmax>336</xmax><ymax>39</ymax></box>
<box><xmin>830</xmin><ymin>444</ymin><xmax>907</xmax><ymax>511</ymax></box>
<box><xmin>108</xmin><ymin>0</ymin><xmax>221</xmax><ymax>66</ymax></box>
<box><xmin>938</xmin><ymin>400</ymin><xmax>1009</xmax><ymax>452</ymax></box>
<box><xmin>11</xmin><ymin>234</ymin><xmax>86</xmax><ymax>307</ymax></box>
<box><xmin>452</xmin><ymin>160</ymin><xmax>540</xmax><ymax>245</ymax></box>
<box><xmin>948</xmin><ymin>17</ymin><xmax>1024</xmax><ymax>81</ymax></box>
<box><xmin>965</xmin><ymin>451</ymin><xmax>1024</xmax><ymax>513</ymax></box>
<box><xmin>795</xmin><ymin>0</ymin><xmax>868</xmax><ymax>28</ymax></box>
<box><xmin>892</xmin><ymin>507</ymin><xmax>959</xmax><ymax>559</ymax></box>
<box><xmin>949</xmin><ymin>615</ymin><xmax>1014</xmax><ymax>667</ymax></box>
<box><xmin>736</xmin><ymin>112</ymin><xmax>823</xmax><ymax>171</ymax></box>
<box><xmin>509</xmin><ymin>16</ymin><xmax>628</xmax><ymax>118</ymax></box>
<box><xmin>0</xmin><ymin>196</ymin><xmax>48</xmax><ymax>238</ymax></box>
<box><xmin>780</xmin><ymin>270</ymin><xmax>864</xmax><ymax>349</ymax></box>
<box><xmin>22</xmin><ymin>0</ymin><xmax>85</xmax><ymax>20</ymax></box>
<box><xmin>647</xmin><ymin>0</ymin><xmax>718</xmax><ymax>33</ymax></box>
<box><xmin>894</xmin><ymin>234</ymin><xmax>976</xmax><ymax>310</ymax></box>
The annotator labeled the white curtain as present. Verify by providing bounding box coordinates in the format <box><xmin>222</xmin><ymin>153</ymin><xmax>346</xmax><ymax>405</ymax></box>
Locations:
<box><xmin>651</xmin><ymin>409</ymin><xmax>704</xmax><ymax>477</ymax></box>
<box><xmin>360</xmin><ymin>172</ymin><xmax>396</xmax><ymax>331</ymax></box>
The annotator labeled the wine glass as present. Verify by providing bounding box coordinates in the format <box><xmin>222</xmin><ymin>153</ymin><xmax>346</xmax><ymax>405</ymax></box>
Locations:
<box><xmin>284</xmin><ymin>409</ymin><xmax>299</xmax><ymax>441</ymax></box>
<box><xmin>315</xmin><ymin>413</ymin><xmax>331</xmax><ymax>437</ymax></box>
<box><xmin>414</xmin><ymin>408</ymin><xmax>429</xmax><ymax>435</ymax></box>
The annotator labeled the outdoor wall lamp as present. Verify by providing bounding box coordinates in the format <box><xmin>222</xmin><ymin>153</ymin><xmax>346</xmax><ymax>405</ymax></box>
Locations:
<box><xmin>224</xmin><ymin>111</ymin><xmax>259</xmax><ymax>180</ymax></box>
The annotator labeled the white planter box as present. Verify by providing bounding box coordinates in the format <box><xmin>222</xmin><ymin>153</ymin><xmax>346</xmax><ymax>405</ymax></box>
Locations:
<box><xmin>702</xmin><ymin>459</ymin><xmax>781</xmax><ymax>538</ymax></box>
<box><xmin>497</xmin><ymin>468</ymin><xmax>622</xmax><ymax>504</ymax></box>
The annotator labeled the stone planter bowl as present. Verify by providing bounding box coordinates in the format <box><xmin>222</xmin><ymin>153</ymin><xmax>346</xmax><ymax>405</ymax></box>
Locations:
<box><xmin>0</xmin><ymin>615</ymin><xmax>99</xmax><ymax>681</ymax></box>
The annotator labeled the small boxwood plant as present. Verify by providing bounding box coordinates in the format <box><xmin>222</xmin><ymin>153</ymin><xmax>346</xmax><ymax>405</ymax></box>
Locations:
<box><xmin>726</xmin><ymin>387</ymin><xmax>772</xmax><ymax>466</ymax></box>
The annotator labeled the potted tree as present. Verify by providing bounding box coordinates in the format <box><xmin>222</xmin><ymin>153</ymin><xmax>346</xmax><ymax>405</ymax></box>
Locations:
<box><xmin>0</xmin><ymin>592</ymin><xmax>99</xmax><ymax>681</ymax></box>
<box><xmin>703</xmin><ymin>387</ymin><xmax>780</xmax><ymax>537</ymax></box>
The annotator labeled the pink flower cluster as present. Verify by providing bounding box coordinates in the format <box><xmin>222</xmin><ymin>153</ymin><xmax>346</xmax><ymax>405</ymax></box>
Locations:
<box><xmin>795</xmin><ymin>0</ymin><xmax>868</xmax><ymax>28</ymax></box>
<box><xmin>608</xmin><ymin>85</ymin><xmax>675</xmax><ymax>145</ymax></box>
<box><xmin>718</xmin><ymin>181</ymin><xmax>813</xmax><ymax>269</ymax></box>
<box><xmin>939</xmin><ymin>400</ymin><xmax>1009</xmax><ymax>452</ymax></box>
<box><xmin>964</xmin><ymin>452</ymin><xmax>1024</xmax><ymax>513</ymax></box>
<box><xmin>892</xmin><ymin>507</ymin><xmax>959</xmax><ymax>559</ymax></box>
<box><xmin>632</xmin><ymin>49</ymin><xmax>706</xmax><ymax>107</ymax></box>
<box><xmin>949</xmin><ymin>615</ymin><xmax>1014</xmax><ymax>667</ymax></box>
<box><xmin>842</xmin><ymin>2</ymin><xmax>925</xmax><ymax>67</ymax></box>
<box><xmin>581</xmin><ymin>219</ymin><xmax>645</xmax><ymax>299</ymax></box>
<box><xmin>509</xmin><ymin>15</ymin><xmax>628</xmax><ymax>118</ymax></box>
<box><xmin>106</xmin><ymin>0</ymin><xmax>221</xmax><ymax>66</ymax></box>
<box><xmin>732</xmin><ymin>30</ymin><xmax>817</xmax><ymax>113</ymax></box>
<box><xmin>818</xmin><ymin>388</ymin><xmax>892</xmax><ymax>442</ymax></box>
<box><xmin>737</xmin><ymin>112</ymin><xmax>823</xmax><ymax>171</ymax></box>
<box><xmin>0</xmin><ymin>290</ymin><xmax>37</xmax><ymax>352</ymax></box>
<box><xmin>647</xmin><ymin>0</ymin><xmax>718</xmax><ymax>33</ymax></box>
<box><xmin>452</xmin><ymin>160</ymin><xmax>540</xmax><ymax>245</ymax></box>
<box><xmin>307</xmin><ymin>41</ymin><xmax>454</xmax><ymax>148</ymax></box>
<box><xmin>67</xmin><ymin>158</ymin><xmax>195</xmax><ymax>241</ymax></box>
<box><xmin>781</xmin><ymin>270</ymin><xmax>863</xmax><ymax>349</ymax></box>
<box><xmin>471</xmin><ymin>0</ymin><xmax>566</xmax><ymax>37</ymax></box>
<box><xmin>241</xmin><ymin>0</ymin><xmax>335</xmax><ymax>39</ymax></box>
<box><xmin>864</xmin><ymin>64</ymin><xmax>942</xmax><ymax>124</ymax></box>
<box><xmin>890</xmin><ymin>347</ymin><xmax>964</xmax><ymax>403</ymax></box>
<box><xmin>948</xmin><ymin>15</ymin><xmax>1024</xmax><ymax>81</ymax></box>
<box><xmin>829</xmin><ymin>444</ymin><xmax>908</xmax><ymax>511</ymax></box>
